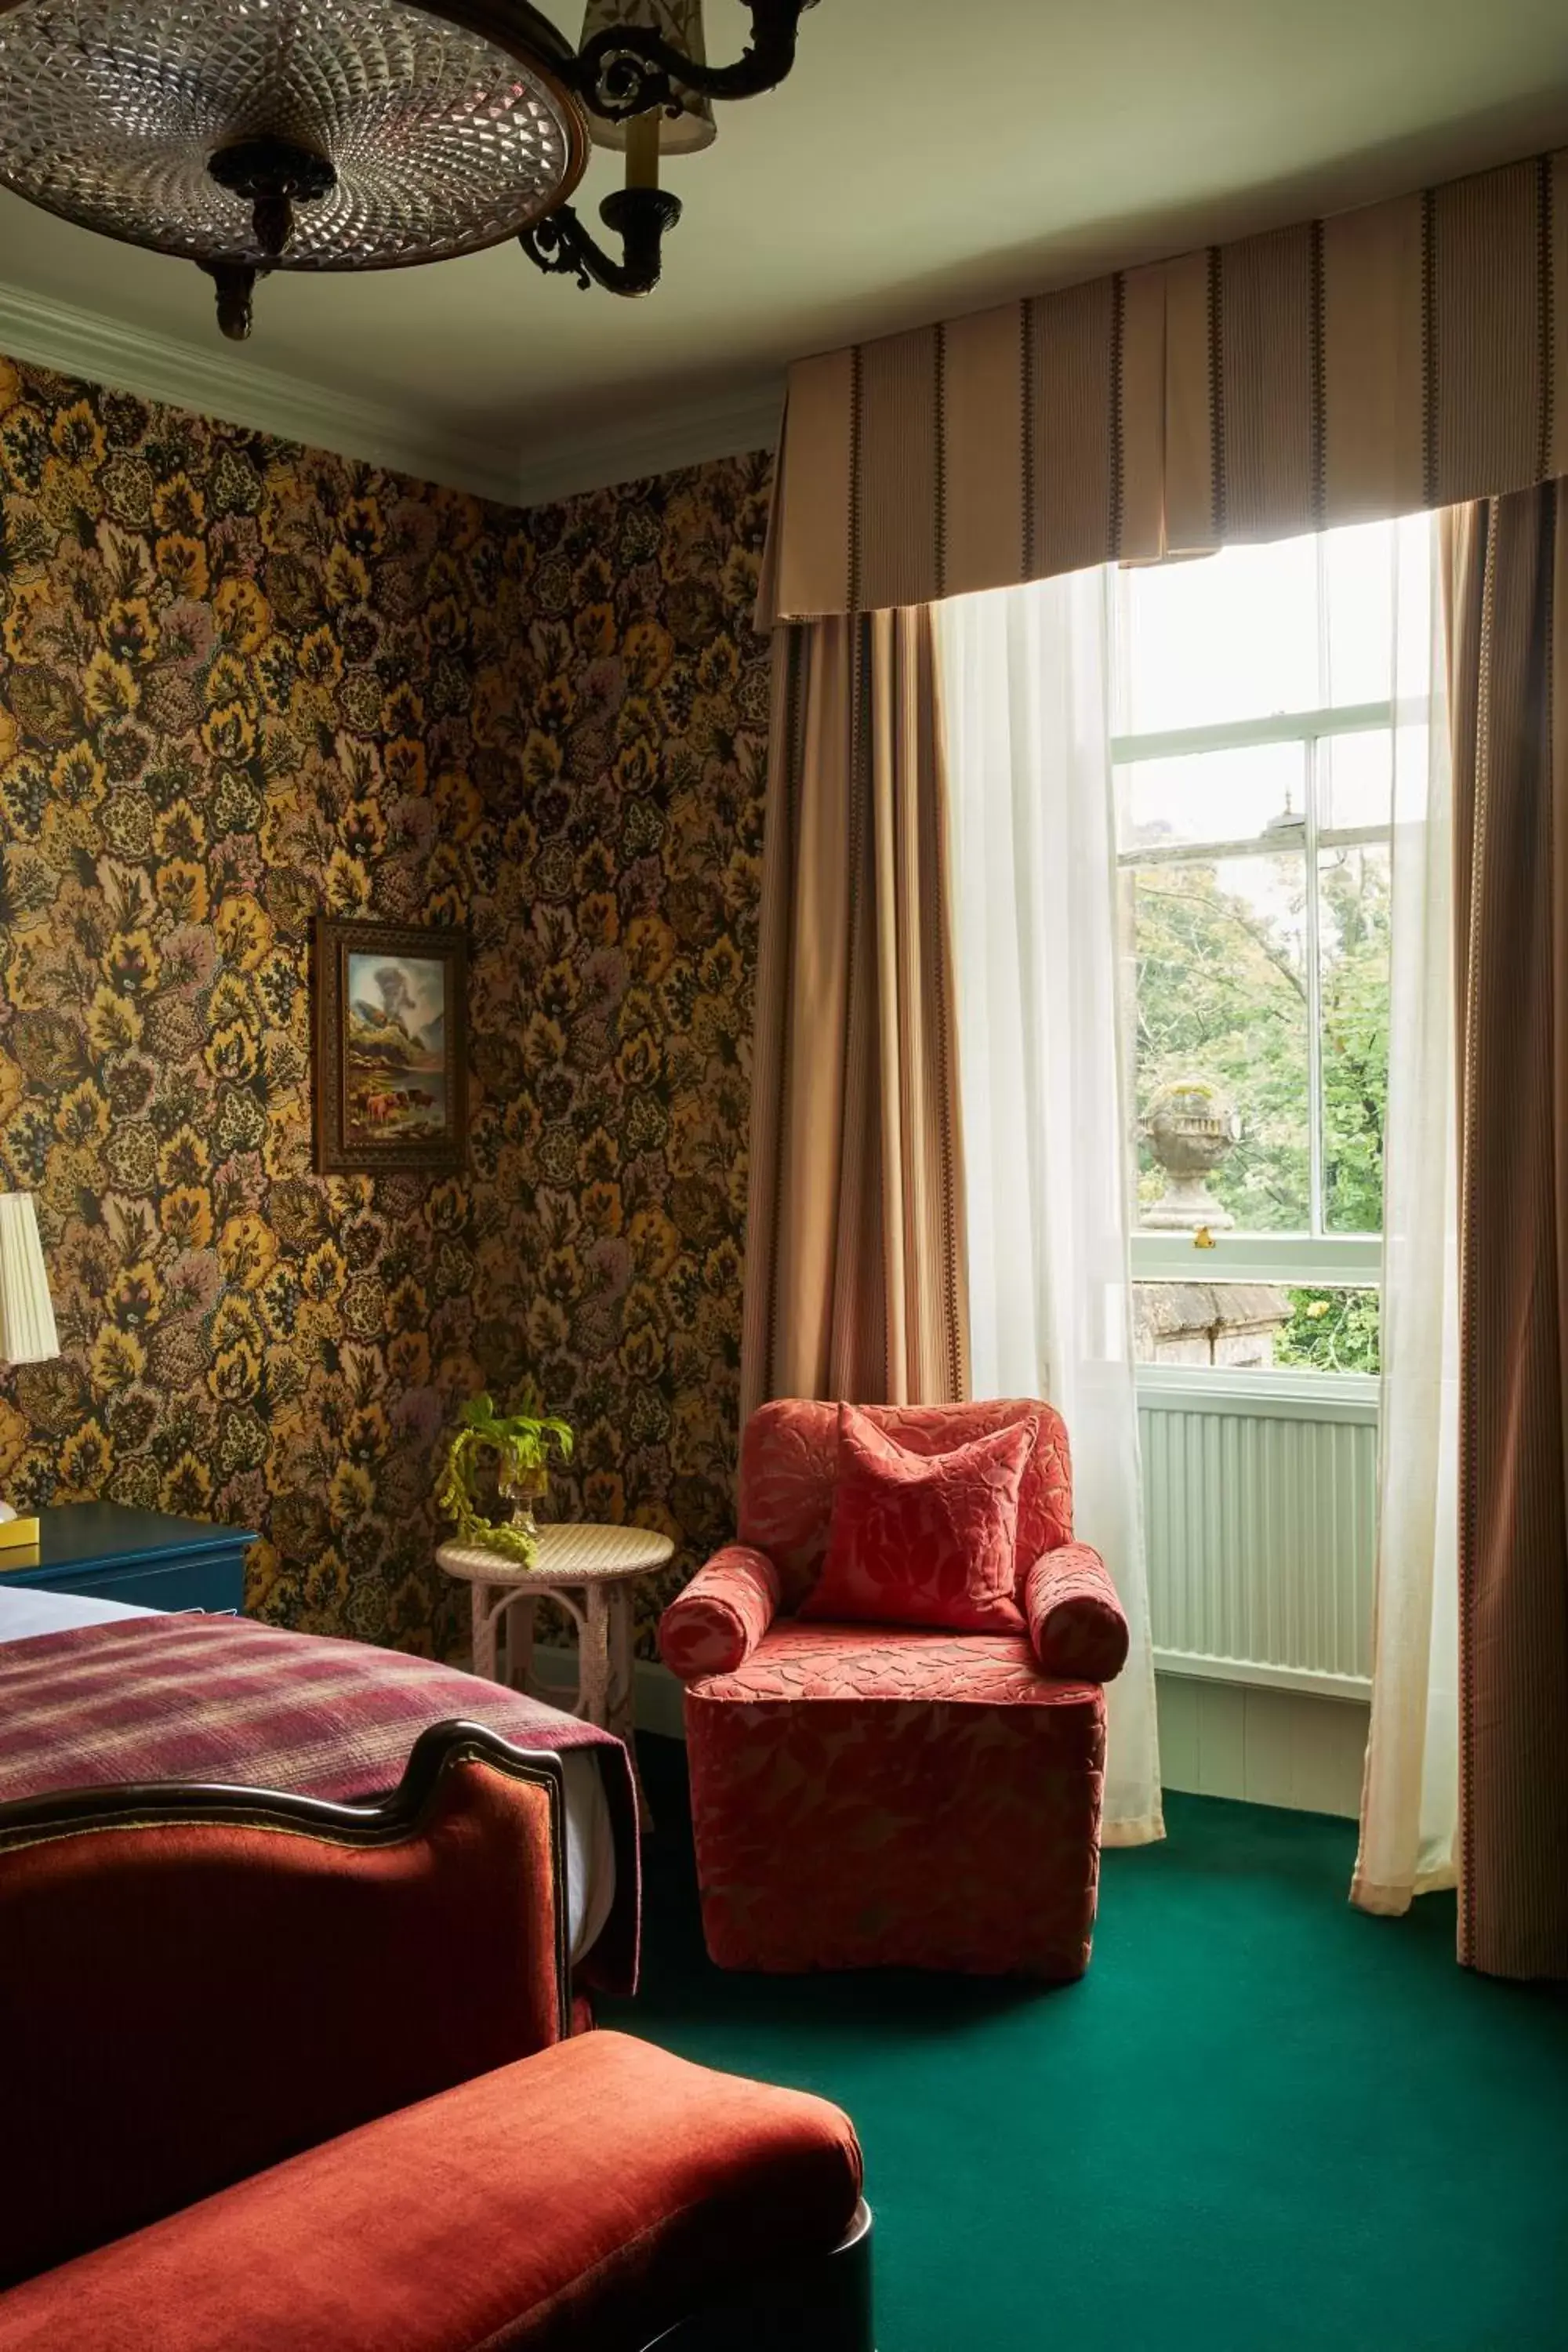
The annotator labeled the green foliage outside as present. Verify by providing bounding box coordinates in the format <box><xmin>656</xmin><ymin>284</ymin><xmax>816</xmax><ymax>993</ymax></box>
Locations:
<box><xmin>1130</xmin><ymin>843</ymin><xmax>1388</xmax><ymax>1376</ymax></box>
<box><xmin>1276</xmin><ymin>1286</ymin><xmax>1381</xmax><ymax>1376</ymax></box>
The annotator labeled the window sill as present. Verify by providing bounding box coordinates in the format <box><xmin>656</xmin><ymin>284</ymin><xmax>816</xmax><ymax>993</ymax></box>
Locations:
<box><xmin>1155</xmin><ymin>1649</ymin><xmax>1373</xmax><ymax>1703</ymax></box>
<box><xmin>1135</xmin><ymin>1361</ymin><xmax>1378</xmax><ymax>1421</ymax></box>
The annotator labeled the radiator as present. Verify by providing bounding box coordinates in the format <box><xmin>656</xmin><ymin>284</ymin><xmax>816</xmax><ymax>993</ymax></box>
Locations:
<box><xmin>1137</xmin><ymin>1376</ymin><xmax>1377</xmax><ymax>1697</ymax></box>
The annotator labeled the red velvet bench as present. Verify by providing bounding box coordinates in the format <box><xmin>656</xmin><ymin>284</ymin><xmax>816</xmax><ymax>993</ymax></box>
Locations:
<box><xmin>0</xmin><ymin>1723</ymin><xmax>869</xmax><ymax>2352</ymax></box>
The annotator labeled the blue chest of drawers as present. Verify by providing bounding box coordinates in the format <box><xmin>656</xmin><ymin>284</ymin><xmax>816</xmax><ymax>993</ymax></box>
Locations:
<box><xmin>0</xmin><ymin>1503</ymin><xmax>256</xmax><ymax>1614</ymax></box>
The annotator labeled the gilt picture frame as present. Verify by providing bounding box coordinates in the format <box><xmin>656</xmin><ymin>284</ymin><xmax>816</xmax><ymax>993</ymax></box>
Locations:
<box><xmin>312</xmin><ymin>916</ymin><xmax>468</xmax><ymax>1175</ymax></box>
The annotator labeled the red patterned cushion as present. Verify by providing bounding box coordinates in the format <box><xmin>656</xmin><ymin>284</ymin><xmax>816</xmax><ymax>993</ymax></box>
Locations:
<box><xmin>736</xmin><ymin>1398</ymin><xmax>1073</xmax><ymax>1613</ymax></box>
<box><xmin>799</xmin><ymin>1405</ymin><xmax>1031</xmax><ymax>1634</ymax></box>
<box><xmin>688</xmin><ymin>1619</ymin><xmax>1094</xmax><ymax>1708</ymax></box>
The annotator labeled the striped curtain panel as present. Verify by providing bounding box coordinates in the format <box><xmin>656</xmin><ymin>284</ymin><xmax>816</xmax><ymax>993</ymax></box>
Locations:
<box><xmin>739</xmin><ymin>611</ymin><xmax>969</xmax><ymax>1417</ymax></box>
<box><xmin>1448</xmin><ymin>484</ymin><xmax>1568</xmax><ymax>1980</ymax></box>
<box><xmin>759</xmin><ymin>150</ymin><xmax>1568</xmax><ymax>622</ymax></box>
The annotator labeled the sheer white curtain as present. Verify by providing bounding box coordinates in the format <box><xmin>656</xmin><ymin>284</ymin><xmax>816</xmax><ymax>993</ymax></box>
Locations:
<box><xmin>938</xmin><ymin>572</ymin><xmax>1163</xmax><ymax>1845</ymax></box>
<box><xmin>1352</xmin><ymin>517</ymin><xmax>1460</xmax><ymax>1912</ymax></box>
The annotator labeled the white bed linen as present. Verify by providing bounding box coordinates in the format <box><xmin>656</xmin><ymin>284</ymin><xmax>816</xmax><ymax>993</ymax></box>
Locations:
<box><xmin>0</xmin><ymin>1587</ymin><xmax>615</xmax><ymax>1962</ymax></box>
<box><xmin>0</xmin><ymin>1586</ymin><xmax>154</xmax><ymax>1639</ymax></box>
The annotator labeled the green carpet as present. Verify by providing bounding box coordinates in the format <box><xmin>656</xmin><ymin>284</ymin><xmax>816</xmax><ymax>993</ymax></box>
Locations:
<box><xmin>603</xmin><ymin>1736</ymin><xmax>1568</xmax><ymax>2352</ymax></box>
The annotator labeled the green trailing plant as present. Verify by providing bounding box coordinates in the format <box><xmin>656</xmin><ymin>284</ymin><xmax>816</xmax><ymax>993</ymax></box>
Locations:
<box><xmin>434</xmin><ymin>1392</ymin><xmax>575</xmax><ymax>1566</ymax></box>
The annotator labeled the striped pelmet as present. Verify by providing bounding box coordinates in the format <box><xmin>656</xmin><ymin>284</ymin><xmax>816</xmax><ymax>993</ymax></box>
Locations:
<box><xmin>1026</xmin><ymin>275</ymin><xmax>1125</xmax><ymax>578</ymax></box>
<box><xmin>763</xmin><ymin>143</ymin><xmax>1568</xmax><ymax>621</ymax></box>
<box><xmin>1450</xmin><ymin>481</ymin><xmax>1568</xmax><ymax>1980</ymax></box>
<box><xmin>1209</xmin><ymin>223</ymin><xmax>1324</xmax><ymax>540</ymax></box>
<box><xmin>1425</xmin><ymin>159</ymin><xmax>1554</xmax><ymax>511</ymax></box>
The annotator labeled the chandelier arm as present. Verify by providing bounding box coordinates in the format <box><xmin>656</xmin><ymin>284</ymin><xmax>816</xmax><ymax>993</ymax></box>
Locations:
<box><xmin>568</xmin><ymin>0</ymin><xmax>816</xmax><ymax>122</ymax></box>
<box><xmin>518</xmin><ymin>187</ymin><xmax>682</xmax><ymax>297</ymax></box>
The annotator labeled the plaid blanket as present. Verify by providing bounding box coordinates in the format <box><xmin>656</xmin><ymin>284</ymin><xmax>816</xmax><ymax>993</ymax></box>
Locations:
<box><xmin>0</xmin><ymin>1613</ymin><xmax>639</xmax><ymax>1992</ymax></box>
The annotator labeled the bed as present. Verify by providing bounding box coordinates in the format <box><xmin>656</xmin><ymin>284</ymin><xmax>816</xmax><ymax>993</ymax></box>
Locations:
<box><xmin>0</xmin><ymin>1588</ymin><xmax>634</xmax><ymax>1986</ymax></box>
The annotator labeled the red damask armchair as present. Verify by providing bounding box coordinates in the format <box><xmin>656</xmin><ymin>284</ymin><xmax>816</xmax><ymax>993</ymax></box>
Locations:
<box><xmin>659</xmin><ymin>1399</ymin><xmax>1130</xmax><ymax>1979</ymax></box>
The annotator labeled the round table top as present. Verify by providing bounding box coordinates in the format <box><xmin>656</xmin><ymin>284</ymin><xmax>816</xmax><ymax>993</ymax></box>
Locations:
<box><xmin>437</xmin><ymin>1521</ymin><xmax>675</xmax><ymax>1588</ymax></box>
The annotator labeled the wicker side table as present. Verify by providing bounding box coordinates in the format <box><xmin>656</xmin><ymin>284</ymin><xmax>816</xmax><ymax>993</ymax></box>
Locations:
<box><xmin>437</xmin><ymin>1522</ymin><xmax>673</xmax><ymax>1824</ymax></box>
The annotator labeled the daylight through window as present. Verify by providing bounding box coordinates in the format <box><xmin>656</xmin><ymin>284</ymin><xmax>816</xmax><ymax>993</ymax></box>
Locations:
<box><xmin>1111</xmin><ymin>518</ymin><xmax>1432</xmax><ymax>1377</ymax></box>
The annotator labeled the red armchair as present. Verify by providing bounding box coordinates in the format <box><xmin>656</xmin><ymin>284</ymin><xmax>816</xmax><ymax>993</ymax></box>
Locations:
<box><xmin>660</xmin><ymin>1399</ymin><xmax>1129</xmax><ymax>1978</ymax></box>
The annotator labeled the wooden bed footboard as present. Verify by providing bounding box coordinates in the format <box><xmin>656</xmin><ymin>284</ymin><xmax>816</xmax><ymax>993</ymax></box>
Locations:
<box><xmin>0</xmin><ymin>1720</ymin><xmax>568</xmax><ymax>2288</ymax></box>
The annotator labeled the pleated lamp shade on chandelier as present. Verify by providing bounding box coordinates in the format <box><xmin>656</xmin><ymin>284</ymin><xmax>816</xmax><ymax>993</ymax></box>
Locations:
<box><xmin>0</xmin><ymin>0</ymin><xmax>815</xmax><ymax>336</ymax></box>
<box><xmin>581</xmin><ymin>0</ymin><xmax>717</xmax><ymax>157</ymax></box>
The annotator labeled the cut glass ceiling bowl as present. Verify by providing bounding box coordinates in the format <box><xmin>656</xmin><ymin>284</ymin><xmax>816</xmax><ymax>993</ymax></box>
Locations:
<box><xmin>0</xmin><ymin>0</ymin><xmax>590</xmax><ymax>270</ymax></box>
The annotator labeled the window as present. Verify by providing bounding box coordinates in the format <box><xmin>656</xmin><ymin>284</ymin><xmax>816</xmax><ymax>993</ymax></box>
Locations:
<box><xmin>1111</xmin><ymin>519</ymin><xmax>1432</xmax><ymax>1378</ymax></box>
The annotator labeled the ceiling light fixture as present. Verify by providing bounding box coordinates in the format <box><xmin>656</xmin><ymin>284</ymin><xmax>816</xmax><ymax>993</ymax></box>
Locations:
<box><xmin>0</xmin><ymin>0</ymin><xmax>817</xmax><ymax>341</ymax></box>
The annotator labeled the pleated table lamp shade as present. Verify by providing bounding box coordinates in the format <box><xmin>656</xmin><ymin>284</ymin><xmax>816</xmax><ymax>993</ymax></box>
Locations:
<box><xmin>0</xmin><ymin>1193</ymin><xmax>58</xmax><ymax>1368</ymax></box>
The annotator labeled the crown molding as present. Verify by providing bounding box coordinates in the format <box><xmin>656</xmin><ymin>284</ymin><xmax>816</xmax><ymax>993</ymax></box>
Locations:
<box><xmin>0</xmin><ymin>278</ymin><xmax>526</xmax><ymax>506</ymax></box>
<box><xmin>0</xmin><ymin>276</ymin><xmax>782</xmax><ymax>516</ymax></box>
<box><xmin>510</xmin><ymin>379</ymin><xmax>784</xmax><ymax>510</ymax></box>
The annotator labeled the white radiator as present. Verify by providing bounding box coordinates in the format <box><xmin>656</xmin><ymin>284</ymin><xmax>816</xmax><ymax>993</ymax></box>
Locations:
<box><xmin>1137</xmin><ymin>1371</ymin><xmax>1378</xmax><ymax>1697</ymax></box>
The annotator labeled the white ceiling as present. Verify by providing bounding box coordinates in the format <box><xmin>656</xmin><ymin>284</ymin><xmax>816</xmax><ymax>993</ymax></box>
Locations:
<box><xmin>2</xmin><ymin>0</ymin><xmax>1566</xmax><ymax>508</ymax></box>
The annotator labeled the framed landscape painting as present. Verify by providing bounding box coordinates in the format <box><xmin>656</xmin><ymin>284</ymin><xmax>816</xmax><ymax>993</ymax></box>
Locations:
<box><xmin>313</xmin><ymin>916</ymin><xmax>468</xmax><ymax>1174</ymax></box>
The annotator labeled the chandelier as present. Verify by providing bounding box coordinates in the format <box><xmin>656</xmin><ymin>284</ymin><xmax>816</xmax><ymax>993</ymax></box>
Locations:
<box><xmin>0</xmin><ymin>0</ymin><xmax>817</xmax><ymax>339</ymax></box>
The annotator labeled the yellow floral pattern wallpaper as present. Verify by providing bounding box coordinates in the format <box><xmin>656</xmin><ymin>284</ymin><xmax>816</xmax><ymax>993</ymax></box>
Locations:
<box><xmin>0</xmin><ymin>351</ymin><xmax>771</xmax><ymax>1653</ymax></box>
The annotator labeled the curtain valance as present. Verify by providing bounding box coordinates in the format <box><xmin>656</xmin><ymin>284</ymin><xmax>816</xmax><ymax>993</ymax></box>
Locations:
<box><xmin>760</xmin><ymin>150</ymin><xmax>1568</xmax><ymax>622</ymax></box>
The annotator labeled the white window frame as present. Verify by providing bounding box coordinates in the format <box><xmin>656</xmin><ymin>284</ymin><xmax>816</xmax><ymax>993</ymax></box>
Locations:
<box><xmin>1116</xmin><ymin>699</ymin><xmax>1392</xmax><ymax>1291</ymax></box>
<box><xmin>1112</xmin><ymin>583</ymin><xmax>1399</xmax><ymax>1312</ymax></box>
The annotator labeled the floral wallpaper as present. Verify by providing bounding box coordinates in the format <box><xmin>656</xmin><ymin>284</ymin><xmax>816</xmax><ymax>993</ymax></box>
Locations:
<box><xmin>0</xmin><ymin>350</ymin><xmax>771</xmax><ymax>1656</ymax></box>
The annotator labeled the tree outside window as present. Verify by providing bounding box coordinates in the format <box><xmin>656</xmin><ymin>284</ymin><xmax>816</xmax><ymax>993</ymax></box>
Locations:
<box><xmin>1112</xmin><ymin>521</ymin><xmax>1431</xmax><ymax>1377</ymax></box>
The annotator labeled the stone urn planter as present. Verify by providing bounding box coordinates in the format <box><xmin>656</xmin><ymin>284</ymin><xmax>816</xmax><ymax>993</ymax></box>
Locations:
<box><xmin>1141</xmin><ymin>1079</ymin><xmax>1241</xmax><ymax>1231</ymax></box>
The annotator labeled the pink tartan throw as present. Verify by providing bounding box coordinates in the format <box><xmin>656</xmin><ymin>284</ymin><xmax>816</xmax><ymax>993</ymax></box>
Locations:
<box><xmin>0</xmin><ymin>1613</ymin><xmax>639</xmax><ymax>1992</ymax></box>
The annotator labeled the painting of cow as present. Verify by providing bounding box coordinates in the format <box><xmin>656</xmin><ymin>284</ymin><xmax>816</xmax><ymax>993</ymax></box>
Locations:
<box><xmin>314</xmin><ymin>916</ymin><xmax>467</xmax><ymax>1174</ymax></box>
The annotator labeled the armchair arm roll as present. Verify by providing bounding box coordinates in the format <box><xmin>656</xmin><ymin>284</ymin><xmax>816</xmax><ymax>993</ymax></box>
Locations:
<box><xmin>1025</xmin><ymin>1543</ymin><xmax>1130</xmax><ymax>1682</ymax></box>
<box><xmin>659</xmin><ymin>1545</ymin><xmax>781</xmax><ymax>1681</ymax></box>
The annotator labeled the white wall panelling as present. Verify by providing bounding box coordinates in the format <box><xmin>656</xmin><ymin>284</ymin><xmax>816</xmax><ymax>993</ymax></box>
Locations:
<box><xmin>1155</xmin><ymin>1673</ymin><xmax>1369</xmax><ymax>1819</ymax></box>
